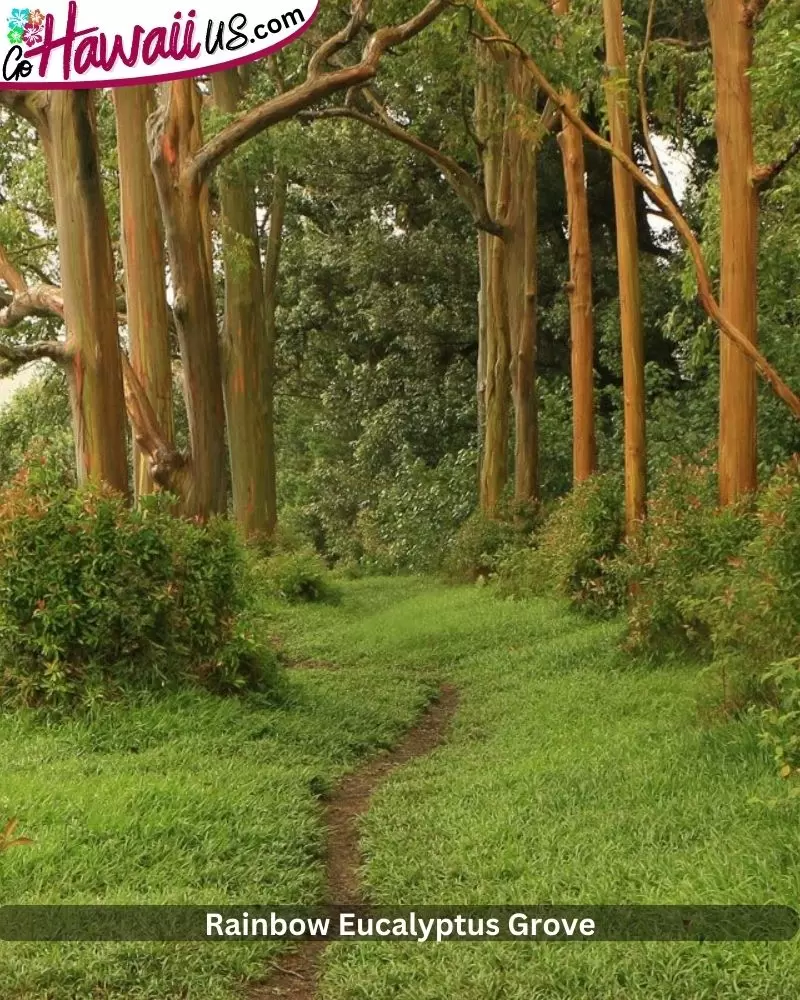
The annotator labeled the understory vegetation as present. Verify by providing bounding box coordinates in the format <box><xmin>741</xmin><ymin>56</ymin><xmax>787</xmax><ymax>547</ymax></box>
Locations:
<box><xmin>2</xmin><ymin>578</ymin><xmax>798</xmax><ymax>999</ymax></box>
<box><xmin>0</xmin><ymin>458</ymin><xmax>280</xmax><ymax>710</ymax></box>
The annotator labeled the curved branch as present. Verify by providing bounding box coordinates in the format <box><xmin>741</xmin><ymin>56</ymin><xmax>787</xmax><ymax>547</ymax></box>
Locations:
<box><xmin>472</xmin><ymin>0</ymin><xmax>800</xmax><ymax>421</ymax></box>
<box><xmin>190</xmin><ymin>0</ymin><xmax>450</xmax><ymax>183</ymax></box>
<box><xmin>307</xmin><ymin>0</ymin><xmax>371</xmax><ymax>77</ymax></box>
<box><xmin>637</xmin><ymin>0</ymin><xmax>677</xmax><ymax>203</ymax></box>
<box><xmin>120</xmin><ymin>353</ymin><xmax>189</xmax><ymax>493</ymax></box>
<box><xmin>306</xmin><ymin>105</ymin><xmax>503</xmax><ymax>235</ymax></box>
<box><xmin>0</xmin><ymin>338</ymin><xmax>68</xmax><ymax>376</ymax></box>
<box><xmin>754</xmin><ymin>135</ymin><xmax>800</xmax><ymax>191</ymax></box>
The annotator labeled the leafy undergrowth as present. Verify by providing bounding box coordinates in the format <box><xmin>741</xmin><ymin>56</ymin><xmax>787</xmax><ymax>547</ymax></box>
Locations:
<box><xmin>2</xmin><ymin>577</ymin><xmax>799</xmax><ymax>999</ymax></box>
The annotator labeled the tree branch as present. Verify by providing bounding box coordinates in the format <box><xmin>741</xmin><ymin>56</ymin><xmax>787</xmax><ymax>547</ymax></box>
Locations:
<box><xmin>472</xmin><ymin>0</ymin><xmax>800</xmax><ymax>422</ymax></box>
<box><xmin>652</xmin><ymin>37</ymin><xmax>709</xmax><ymax>51</ymax></box>
<box><xmin>0</xmin><ymin>240</ymin><xmax>66</xmax><ymax>350</ymax></box>
<box><xmin>307</xmin><ymin>0</ymin><xmax>371</xmax><ymax>77</ymax></box>
<box><xmin>305</xmin><ymin>104</ymin><xmax>503</xmax><ymax>235</ymax></box>
<box><xmin>638</xmin><ymin>0</ymin><xmax>677</xmax><ymax>203</ymax></box>
<box><xmin>120</xmin><ymin>353</ymin><xmax>188</xmax><ymax>492</ymax></box>
<box><xmin>0</xmin><ymin>338</ymin><xmax>68</xmax><ymax>376</ymax></box>
<box><xmin>744</xmin><ymin>0</ymin><xmax>771</xmax><ymax>28</ymax></box>
<box><xmin>754</xmin><ymin>135</ymin><xmax>800</xmax><ymax>191</ymax></box>
<box><xmin>190</xmin><ymin>0</ymin><xmax>450</xmax><ymax>183</ymax></box>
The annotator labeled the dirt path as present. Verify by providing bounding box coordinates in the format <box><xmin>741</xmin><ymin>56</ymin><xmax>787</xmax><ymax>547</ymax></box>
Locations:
<box><xmin>249</xmin><ymin>683</ymin><xmax>459</xmax><ymax>999</ymax></box>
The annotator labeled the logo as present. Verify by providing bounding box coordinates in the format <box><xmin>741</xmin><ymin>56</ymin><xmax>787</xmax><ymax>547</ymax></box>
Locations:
<box><xmin>1</xmin><ymin>0</ymin><xmax>319</xmax><ymax>88</ymax></box>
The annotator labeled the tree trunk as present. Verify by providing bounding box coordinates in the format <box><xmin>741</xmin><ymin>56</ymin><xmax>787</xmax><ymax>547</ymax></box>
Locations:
<box><xmin>212</xmin><ymin>69</ymin><xmax>281</xmax><ymax>541</ymax></box>
<box><xmin>149</xmin><ymin>81</ymin><xmax>228</xmax><ymax>518</ymax></box>
<box><xmin>554</xmin><ymin>0</ymin><xmax>597</xmax><ymax>484</ymax></box>
<box><xmin>477</xmin><ymin>229</ymin><xmax>489</xmax><ymax>480</ymax></box>
<box><xmin>505</xmin><ymin>55</ymin><xmax>539</xmax><ymax>505</ymax></box>
<box><xmin>476</xmin><ymin>61</ymin><xmax>511</xmax><ymax>515</ymax></box>
<box><xmin>602</xmin><ymin>0</ymin><xmax>647</xmax><ymax>534</ymax></box>
<box><xmin>706</xmin><ymin>0</ymin><xmax>759</xmax><ymax>503</ymax></box>
<box><xmin>114</xmin><ymin>85</ymin><xmax>173</xmax><ymax>499</ymax></box>
<box><xmin>40</xmin><ymin>91</ymin><xmax>129</xmax><ymax>495</ymax></box>
<box><xmin>263</xmin><ymin>164</ymin><xmax>289</xmax><ymax>539</ymax></box>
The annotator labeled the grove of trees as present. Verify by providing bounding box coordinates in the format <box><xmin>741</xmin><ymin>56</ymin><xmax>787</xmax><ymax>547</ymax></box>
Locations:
<box><xmin>0</xmin><ymin>0</ymin><xmax>798</xmax><ymax>553</ymax></box>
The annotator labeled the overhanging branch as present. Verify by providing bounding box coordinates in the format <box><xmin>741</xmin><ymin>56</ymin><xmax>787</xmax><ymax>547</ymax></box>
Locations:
<box><xmin>472</xmin><ymin>0</ymin><xmax>800</xmax><ymax>421</ymax></box>
<box><xmin>305</xmin><ymin>104</ymin><xmax>503</xmax><ymax>235</ymax></box>
<box><xmin>190</xmin><ymin>0</ymin><xmax>451</xmax><ymax>183</ymax></box>
<box><xmin>638</xmin><ymin>0</ymin><xmax>677</xmax><ymax>203</ymax></box>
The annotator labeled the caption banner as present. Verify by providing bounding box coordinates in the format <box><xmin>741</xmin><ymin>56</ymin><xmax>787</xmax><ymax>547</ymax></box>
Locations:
<box><xmin>0</xmin><ymin>905</ymin><xmax>797</xmax><ymax>942</ymax></box>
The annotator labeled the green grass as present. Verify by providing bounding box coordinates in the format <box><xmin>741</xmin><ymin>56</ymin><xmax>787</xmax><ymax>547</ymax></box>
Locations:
<box><xmin>0</xmin><ymin>598</ymin><xmax>434</xmax><ymax>1000</ymax></box>
<box><xmin>2</xmin><ymin>576</ymin><xmax>799</xmax><ymax>998</ymax></box>
<box><xmin>291</xmin><ymin>580</ymin><xmax>800</xmax><ymax>1000</ymax></box>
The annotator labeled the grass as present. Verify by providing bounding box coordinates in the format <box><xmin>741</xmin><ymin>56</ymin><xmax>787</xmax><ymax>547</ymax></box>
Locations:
<box><xmin>2</xmin><ymin>575</ymin><xmax>799</xmax><ymax>998</ymax></box>
<box><xmin>0</xmin><ymin>595</ymin><xmax>433</xmax><ymax>1000</ymax></box>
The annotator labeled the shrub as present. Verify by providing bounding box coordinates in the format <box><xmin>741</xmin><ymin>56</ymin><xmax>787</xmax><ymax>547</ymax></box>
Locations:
<box><xmin>0</xmin><ymin>371</ymin><xmax>73</xmax><ymax>488</ymax></box>
<box><xmin>257</xmin><ymin>549</ymin><xmax>340</xmax><ymax>604</ymax></box>
<box><xmin>0</xmin><ymin>463</ymin><xmax>278</xmax><ymax>709</ymax></box>
<box><xmin>442</xmin><ymin>507</ymin><xmax>532</xmax><ymax>583</ymax></box>
<box><xmin>623</xmin><ymin>458</ymin><xmax>758</xmax><ymax>656</ymax></box>
<box><xmin>498</xmin><ymin>473</ymin><xmax>625</xmax><ymax>615</ymax></box>
<box><xmin>699</xmin><ymin>459</ymin><xmax>800</xmax><ymax>703</ymax></box>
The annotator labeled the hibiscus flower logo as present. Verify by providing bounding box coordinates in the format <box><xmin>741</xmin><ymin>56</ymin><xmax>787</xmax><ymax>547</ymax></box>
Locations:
<box><xmin>6</xmin><ymin>7</ymin><xmax>29</xmax><ymax>43</ymax></box>
<box><xmin>23</xmin><ymin>14</ymin><xmax>43</xmax><ymax>45</ymax></box>
<box><xmin>6</xmin><ymin>7</ymin><xmax>46</xmax><ymax>46</ymax></box>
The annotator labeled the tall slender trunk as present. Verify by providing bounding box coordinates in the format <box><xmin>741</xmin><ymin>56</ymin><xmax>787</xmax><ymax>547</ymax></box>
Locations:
<box><xmin>476</xmin><ymin>59</ymin><xmax>511</xmax><ymax>514</ymax></box>
<box><xmin>477</xmin><ymin>229</ymin><xmax>489</xmax><ymax>479</ymax></box>
<box><xmin>40</xmin><ymin>91</ymin><xmax>129</xmax><ymax>494</ymax></box>
<box><xmin>706</xmin><ymin>0</ymin><xmax>759</xmax><ymax>503</ymax></box>
<box><xmin>554</xmin><ymin>0</ymin><xmax>597</xmax><ymax>484</ymax></box>
<box><xmin>212</xmin><ymin>69</ymin><xmax>282</xmax><ymax>540</ymax></box>
<box><xmin>602</xmin><ymin>0</ymin><xmax>646</xmax><ymax>534</ymax></box>
<box><xmin>114</xmin><ymin>85</ymin><xmax>173</xmax><ymax>499</ymax></box>
<box><xmin>506</xmin><ymin>55</ymin><xmax>539</xmax><ymax>505</ymax></box>
<box><xmin>149</xmin><ymin>81</ymin><xmax>228</xmax><ymax>518</ymax></box>
<box><xmin>263</xmin><ymin>165</ymin><xmax>288</xmax><ymax>538</ymax></box>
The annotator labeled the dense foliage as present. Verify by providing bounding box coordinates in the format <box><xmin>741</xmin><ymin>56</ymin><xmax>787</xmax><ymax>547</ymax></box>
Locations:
<box><xmin>0</xmin><ymin>462</ymin><xmax>278</xmax><ymax>710</ymax></box>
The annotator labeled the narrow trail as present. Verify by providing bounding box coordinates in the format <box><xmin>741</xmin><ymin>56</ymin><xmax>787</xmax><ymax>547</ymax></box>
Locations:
<box><xmin>249</xmin><ymin>683</ymin><xmax>459</xmax><ymax>1000</ymax></box>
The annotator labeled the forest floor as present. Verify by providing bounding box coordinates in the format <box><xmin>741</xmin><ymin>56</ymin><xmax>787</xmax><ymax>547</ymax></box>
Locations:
<box><xmin>1</xmin><ymin>577</ymin><xmax>799</xmax><ymax>999</ymax></box>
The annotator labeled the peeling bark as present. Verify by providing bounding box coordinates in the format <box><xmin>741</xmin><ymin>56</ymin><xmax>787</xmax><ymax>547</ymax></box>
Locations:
<box><xmin>149</xmin><ymin>81</ymin><xmax>228</xmax><ymax>518</ymax></box>
<box><xmin>505</xmin><ymin>55</ymin><xmax>539</xmax><ymax>505</ymax></box>
<box><xmin>475</xmin><ymin>58</ymin><xmax>510</xmax><ymax>514</ymax></box>
<box><xmin>554</xmin><ymin>0</ymin><xmax>597</xmax><ymax>485</ymax></box>
<box><xmin>115</xmin><ymin>85</ymin><xmax>173</xmax><ymax>499</ymax></box>
<box><xmin>212</xmin><ymin>69</ymin><xmax>279</xmax><ymax>540</ymax></box>
<box><xmin>39</xmin><ymin>91</ymin><xmax>129</xmax><ymax>494</ymax></box>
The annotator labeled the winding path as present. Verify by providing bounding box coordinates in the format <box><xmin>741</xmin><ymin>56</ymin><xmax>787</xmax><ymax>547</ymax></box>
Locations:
<box><xmin>249</xmin><ymin>683</ymin><xmax>459</xmax><ymax>1000</ymax></box>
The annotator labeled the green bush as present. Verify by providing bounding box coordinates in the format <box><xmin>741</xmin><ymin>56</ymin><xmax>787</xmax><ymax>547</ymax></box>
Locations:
<box><xmin>497</xmin><ymin>474</ymin><xmax>625</xmax><ymax>615</ymax></box>
<box><xmin>442</xmin><ymin>506</ymin><xmax>534</xmax><ymax>584</ymax></box>
<box><xmin>257</xmin><ymin>548</ymin><xmax>340</xmax><ymax>604</ymax></box>
<box><xmin>698</xmin><ymin>459</ymin><xmax>800</xmax><ymax>706</ymax></box>
<box><xmin>0</xmin><ymin>371</ymin><xmax>73</xmax><ymax>487</ymax></box>
<box><xmin>623</xmin><ymin>458</ymin><xmax>758</xmax><ymax>656</ymax></box>
<box><xmin>0</xmin><ymin>464</ymin><xmax>278</xmax><ymax>709</ymax></box>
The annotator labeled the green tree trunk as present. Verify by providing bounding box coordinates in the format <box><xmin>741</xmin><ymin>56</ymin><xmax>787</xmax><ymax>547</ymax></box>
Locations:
<box><xmin>114</xmin><ymin>85</ymin><xmax>173</xmax><ymax>499</ymax></box>
<box><xmin>41</xmin><ymin>91</ymin><xmax>129</xmax><ymax>495</ymax></box>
